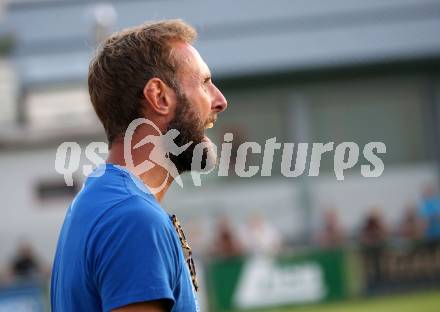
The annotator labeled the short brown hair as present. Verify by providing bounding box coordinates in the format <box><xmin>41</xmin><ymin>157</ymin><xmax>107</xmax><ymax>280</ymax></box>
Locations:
<box><xmin>88</xmin><ymin>19</ymin><xmax>197</xmax><ymax>146</ymax></box>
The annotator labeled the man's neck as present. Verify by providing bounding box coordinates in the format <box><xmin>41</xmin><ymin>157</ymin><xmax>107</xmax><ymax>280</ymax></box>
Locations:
<box><xmin>106</xmin><ymin>136</ymin><xmax>173</xmax><ymax>202</ymax></box>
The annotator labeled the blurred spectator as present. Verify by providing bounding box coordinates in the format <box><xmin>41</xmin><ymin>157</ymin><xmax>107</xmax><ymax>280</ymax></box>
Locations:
<box><xmin>360</xmin><ymin>207</ymin><xmax>387</xmax><ymax>247</ymax></box>
<box><xmin>316</xmin><ymin>208</ymin><xmax>344</xmax><ymax>248</ymax></box>
<box><xmin>10</xmin><ymin>241</ymin><xmax>42</xmax><ymax>281</ymax></box>
<box><xmin>210</xmin><ymin>216</ymin><xmax>243</xmax><ymax>259</ymax></box>
<box><xmin>419</xmin><ymin>183</ymin><xmax>440</xmax><ymax>241</ymax></box>
<box><xmin>360</xmin><ymin>208</ymin><xmax>388</xmax><ymax>292</ymax></box>
<box><xmin>240</xmin><ymin>213</ymin><xmax>282</xmax><ymax>255</ymax></box>
<box><xmin>399</xmin><ymin>203</ymin><xmax>424</xmax><ymax>243</ymax></box>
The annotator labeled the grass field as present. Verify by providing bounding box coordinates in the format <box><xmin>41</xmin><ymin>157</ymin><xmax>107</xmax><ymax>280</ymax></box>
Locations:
<box><xmin>256</xmin><ymin>290</ymin><xmax>440</xmax><ymax>312</ymax></box>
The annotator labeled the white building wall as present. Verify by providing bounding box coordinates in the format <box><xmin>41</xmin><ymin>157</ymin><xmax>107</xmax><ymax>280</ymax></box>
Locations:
<box><xmin>0</xmin><ymin>58</ymin><xmax>16</xmax><ymax>124</ymax></box>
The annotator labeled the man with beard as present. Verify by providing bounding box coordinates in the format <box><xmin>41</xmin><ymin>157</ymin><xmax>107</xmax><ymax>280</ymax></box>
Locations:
<box><xmin>51</xmin><ymin>20</ymin><xmax>227</xmax><ymax>312</ymax></box>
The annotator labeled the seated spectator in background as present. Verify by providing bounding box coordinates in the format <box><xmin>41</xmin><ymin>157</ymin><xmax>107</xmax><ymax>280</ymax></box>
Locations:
<box><xmin>10</xmin><ymin>241</ymin><xmax>42</xmax><ymax>281</ymax></box>
<box><xmin>360</xmin><ymin>207</ymin><xmax>388</xmax><ymax>291</ymax></box>
<box><xmin>210</xmin><ymin>216</ymin><xmax>243</xmax><ymax>259</ymax></box>
<box><xmin>399</xmin><ymin>203</ymin><xmax>424</xmax><ymax>243</ymax></box>
<box><xmin>316</xmin><ymin>208</ymin><xmax>344</xmax><ymax>248</ymax></box>
<box><xmin>240</xmin><ymin>213</ymin><xmax>283</xmax><ymax>255</ymax></box>
<box><xmin>360</xmin><ymin>208</ymin><xmax>387</xmax><ymax>247</ymax></box>
<box><xmin>419</xmin><ymin>183</ymin><xmax>440</xmax><ymax>242</ymax></box>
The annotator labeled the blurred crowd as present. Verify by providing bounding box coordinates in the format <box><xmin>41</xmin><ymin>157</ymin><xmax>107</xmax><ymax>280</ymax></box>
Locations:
<box><xmin>1</xmin><ymin>183</ymin><xmax>440</xmax><ymax>288</ymax></box>
<box><xmin>193</xmin><ymin>182</ymin><xmax>440</xmax><ymax>261</ymax></box>
<box><xmin>316</xmin><ymin>183</ymin><xmax>440</xmax><ymax>250</ymax></box>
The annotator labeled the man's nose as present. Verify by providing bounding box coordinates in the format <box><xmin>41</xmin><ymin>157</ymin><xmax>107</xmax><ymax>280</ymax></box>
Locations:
<box><xmin>212</xmin><ymin>84</ymin><xmax>228</xmax><ymax>113</ymax></box>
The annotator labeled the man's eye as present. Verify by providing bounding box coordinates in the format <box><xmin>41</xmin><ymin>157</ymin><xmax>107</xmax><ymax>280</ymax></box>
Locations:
<box><xmin>203</xmin><ymin>77</ymin><xmax>211</xmax><ymax>84</ymax></box>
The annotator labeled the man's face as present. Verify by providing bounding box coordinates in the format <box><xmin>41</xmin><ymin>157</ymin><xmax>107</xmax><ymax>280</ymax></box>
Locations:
<box><xmin>168</xmin><ymin>42</ymin><xmax>228</xmax><ymax>173</ymax></box>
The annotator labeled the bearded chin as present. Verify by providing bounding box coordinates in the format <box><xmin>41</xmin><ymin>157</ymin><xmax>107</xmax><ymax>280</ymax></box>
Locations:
<box><xmin>167</xmin><ymin>93</ymin><xmax>217</xmax><ymax>174</ymax></box>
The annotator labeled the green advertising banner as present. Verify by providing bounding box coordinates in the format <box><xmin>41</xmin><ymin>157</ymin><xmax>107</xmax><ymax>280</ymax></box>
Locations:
<box><xmin>206</xmin><ymin>249</ymin><xmax>348</xmax><ymax>311</ymax></box>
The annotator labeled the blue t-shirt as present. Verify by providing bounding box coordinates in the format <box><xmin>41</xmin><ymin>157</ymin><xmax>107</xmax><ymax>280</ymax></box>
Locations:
<box><xmin>51</xmin><ymin>164</ymin><xmax>198</xmax><ymax>312</ymax></box>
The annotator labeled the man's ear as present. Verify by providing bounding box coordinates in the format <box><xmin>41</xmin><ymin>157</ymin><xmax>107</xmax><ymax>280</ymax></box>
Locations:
<box><xmin>142</xmin><ymin>78</ymin><xmax>176</xmax><ymax>116</ymax></box>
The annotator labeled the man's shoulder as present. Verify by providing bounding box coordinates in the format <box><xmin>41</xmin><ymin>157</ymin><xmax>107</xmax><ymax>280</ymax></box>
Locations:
<box><xmin>77</xmin><ymin>164</ymin><xmax>159</xmax><ymax>212</ymax></box>
<box><xmin>87</xmin><ymin>194</ymin><xmax>175</xmax><ymax>262</ymax></box>
<box><xmin>108</xmin><ymin>194</ymin><xmax>169</xmax><ymax>227</ymax></box>
<box><xmin>72</xmin><ymin>167</ymin><xmax>170</xmax><ymax>235</ymax></box>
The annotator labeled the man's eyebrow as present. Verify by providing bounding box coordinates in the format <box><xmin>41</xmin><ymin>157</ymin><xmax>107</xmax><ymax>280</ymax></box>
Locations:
<box><xmin>202</xmin><ymin>65</ymin><xmax>212</xmax><ymax>78</ymax></box>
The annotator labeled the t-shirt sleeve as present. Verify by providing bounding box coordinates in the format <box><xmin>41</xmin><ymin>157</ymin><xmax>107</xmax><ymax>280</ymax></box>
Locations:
<box><xmin>87</xmin><ymin>195</ymin><xmax>177</xmax><ymax>311</ymax></box>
